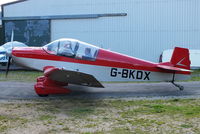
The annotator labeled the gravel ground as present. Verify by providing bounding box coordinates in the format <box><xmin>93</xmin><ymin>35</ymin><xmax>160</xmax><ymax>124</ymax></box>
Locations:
<box><xmin>0</xmin><ymin>81</ymin><xmax>199</xmax><ymax>100</ymax></box>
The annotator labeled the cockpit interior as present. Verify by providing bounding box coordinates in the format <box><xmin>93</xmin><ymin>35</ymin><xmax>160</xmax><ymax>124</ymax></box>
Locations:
<box><xmin>43</xmin><ymin>39</ymin><xmax>99</xmax><ymax>61</ymax></box>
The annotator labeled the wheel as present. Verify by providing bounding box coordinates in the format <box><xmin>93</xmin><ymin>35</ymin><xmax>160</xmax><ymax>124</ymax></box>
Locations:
<box><xmin>38</xmin><ymin>94</ymin><xmax>49</xmax><ymax>97</ymax></box>
<box><xmin>179</xmin><ymin>86</ymin><xmax>184</xmax><ymax>91</ymax></box>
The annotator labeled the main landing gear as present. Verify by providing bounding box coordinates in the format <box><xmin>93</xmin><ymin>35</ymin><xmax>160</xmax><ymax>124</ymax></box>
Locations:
<box><xmin>34</xmin><ymin>76</ymin><xmax>71</xmax><ymax>97</ymax></box>
<box><xmin>171</xmin><ymin>73</ymin><xmax>184</xmax><ymax>91</ymax></box>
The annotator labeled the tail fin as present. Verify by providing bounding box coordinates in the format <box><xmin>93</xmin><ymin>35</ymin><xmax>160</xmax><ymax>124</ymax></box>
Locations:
<box><xmin>170</xmin><ymin>47</ymin><xmax>190</xmax><ymax>70</ymax></box>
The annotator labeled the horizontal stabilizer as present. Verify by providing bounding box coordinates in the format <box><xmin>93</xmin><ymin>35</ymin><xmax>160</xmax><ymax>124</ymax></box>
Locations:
<box><xmin>157</xmin><ymin>64</ymin><xmax>192</xmax><ymax>72</ymax></box>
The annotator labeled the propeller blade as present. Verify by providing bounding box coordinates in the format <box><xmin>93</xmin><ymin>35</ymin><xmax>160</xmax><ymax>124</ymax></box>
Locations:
<box><xmin>11</xmin><ymin>29</ymin><xmax>14</xmax><ymax>42</ymax></box>
<box><xmin>11</xmin><ymin>30</ymin><xmax>14</xmax><ymax>50</ymax></box>
<box><xmin>6</xmin><ymin>57</ymin><xmax>12</xmax><ymax>77</ymax></box>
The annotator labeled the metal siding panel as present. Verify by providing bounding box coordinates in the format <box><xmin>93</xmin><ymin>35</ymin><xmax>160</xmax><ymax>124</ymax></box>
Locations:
<box><xmin>4</xmin><ymin>0</ymin><xmax>200</xmax><ymax>62</ymax></box>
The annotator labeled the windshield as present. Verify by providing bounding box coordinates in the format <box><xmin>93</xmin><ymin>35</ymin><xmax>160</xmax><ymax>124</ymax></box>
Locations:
<box><xmin>43</xmin><ymin>39</ymin><xmax>99</xmax><ymax>61</ymax></box>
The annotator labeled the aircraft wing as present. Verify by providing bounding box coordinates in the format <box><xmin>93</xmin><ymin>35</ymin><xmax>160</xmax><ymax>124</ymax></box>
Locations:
<box><xmin>43</xmin><ymin>66</ymin><xmax>104</xmax><ymax>87</ymax></box>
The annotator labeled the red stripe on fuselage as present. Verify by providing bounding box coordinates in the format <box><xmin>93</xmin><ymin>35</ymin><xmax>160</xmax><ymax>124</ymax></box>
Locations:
<box><xmin>12</xmin><ymin>47</ymin><xmax>189</xmax><ymax>74</ymax></box>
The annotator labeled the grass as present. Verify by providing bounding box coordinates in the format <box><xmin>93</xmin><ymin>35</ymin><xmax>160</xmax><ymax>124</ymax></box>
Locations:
<box><xmin>119</xmin><ymin>100</ymin><xmax>200</xmax><ymax>118</ymax></box>
<box><xmin>180</xmin><ymin>124</ymin><xmax>193</xmax><ymax>128</ymax></box>
<box><xmin>0</xmin><ymin>98</ymin><xmax>200</xmax><ymax>133</ymax></box>
<box><xmin>38</xmin><ymin>115</ymin><xmax>56</xmax><ymax>121</ymax></box>
<box><xmin>70</xmin><ymin>107</ymin><xmax>95</xmax><ymax>117</ymax></box>
<box><xmin>0</xmin><ymin>70</ymin><xmax>199</xmax><ymax>133</ymax></box>
<box><xmin>190</xmin><ymin>76</ymin><xmax>200</xmax><ymax>81</ymax></box>
<box><xmin>188</xmin><ymin>69</ymin><xmax>200</xmax><ymax>81</ymax></box>
<box><xmin>0</xmin><ymin>115</ymin><xmax>27</xmax><ymax>132</ymax></box>
<box><xmin>0</xmin><ymin>70</ymin><xmax>42</xmax><ymax>82</ymax></box>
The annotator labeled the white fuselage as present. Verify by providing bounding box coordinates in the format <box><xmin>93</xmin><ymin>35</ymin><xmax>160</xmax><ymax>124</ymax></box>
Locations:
<box><xmin>12</xmin><ymin>56</ymin><xmax>190</xmax><ymax>83</ymax></box>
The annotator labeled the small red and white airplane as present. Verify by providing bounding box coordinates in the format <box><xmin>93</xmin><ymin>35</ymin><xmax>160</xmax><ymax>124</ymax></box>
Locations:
<box><xmin>6</xmin><ymin>38</ymin><xmax>191</xmax><ymax>97</ymax></box>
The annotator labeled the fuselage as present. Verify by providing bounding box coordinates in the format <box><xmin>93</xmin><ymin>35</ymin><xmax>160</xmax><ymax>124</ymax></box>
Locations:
<box><xmin>11</xmin><ymin>46</ymin><xmax>190</xmax><ymax>82</ymax></box>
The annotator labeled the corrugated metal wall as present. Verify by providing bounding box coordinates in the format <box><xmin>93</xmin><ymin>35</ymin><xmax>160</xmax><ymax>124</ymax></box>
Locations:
<box><xmin>3</xmin><ymin>0</ymin><xmax>200</xmax><ymax>62</ymax></box>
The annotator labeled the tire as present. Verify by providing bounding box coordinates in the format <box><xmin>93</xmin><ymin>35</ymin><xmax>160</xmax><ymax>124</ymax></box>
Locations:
<box><xmin>38</xmin><ymin>94</ymin><xmax>49</xmax><ymax>97</ymax></box>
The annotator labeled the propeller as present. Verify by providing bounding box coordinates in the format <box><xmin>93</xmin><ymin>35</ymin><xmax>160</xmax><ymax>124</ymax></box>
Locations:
<box><xmin>5</xmin><ymin>29</ymin><xmax>14</xmax><ymax>77</ymax></box>
<box><xmin>6</xmin><ymin>56</ymin><xmax>11</xmax><ymax>77</ymax></box>
<box><xmin>11</xmin><ymin>29</ymin><xmax>14</xmax><ymax>42</ymax></box>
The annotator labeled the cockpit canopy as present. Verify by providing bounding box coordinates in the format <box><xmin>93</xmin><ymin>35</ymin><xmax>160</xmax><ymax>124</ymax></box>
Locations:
<box><xmin>43</xmin><ymin>38</ymin><xmax>99</xmax><ymax>61</ymax></box>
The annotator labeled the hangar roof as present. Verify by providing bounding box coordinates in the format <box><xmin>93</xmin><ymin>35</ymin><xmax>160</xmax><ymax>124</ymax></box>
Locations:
<box><xmin>1</xmin><ymin>0</ymin><xmax>26</xmax><ymax>7</ymax></box>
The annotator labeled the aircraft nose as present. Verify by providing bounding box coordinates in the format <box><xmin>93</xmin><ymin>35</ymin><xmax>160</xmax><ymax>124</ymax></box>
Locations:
<box><xmin>12</xmin><ymin>47</ymin><xmax>47</xmax><ymax>58</ymax></box>
<box><xmin>11</xmin><ymin>47</ymin><xmax>31</xmax><ymax>57</ymax></box>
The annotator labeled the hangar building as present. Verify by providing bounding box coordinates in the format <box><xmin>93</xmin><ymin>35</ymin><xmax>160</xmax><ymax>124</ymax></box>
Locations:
<box><xmin>1</xmin><ymin>0</ymin><xmax>200</xmax><ymax>62</ymax></box>
<box><xmin>0</xmin><ymin>12</ymin><xmax>3</xmax><ymax>45</ymax></box>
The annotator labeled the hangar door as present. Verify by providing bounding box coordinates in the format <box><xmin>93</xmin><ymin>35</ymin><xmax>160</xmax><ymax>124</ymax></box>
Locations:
<box><xmin>50</xmin><ymin>18</ymin><xmax>117</xmax><ymax>47</ymax></box>
<box><xmin>4</xmin><ymin>20</ymin><xmax>50</xmax><ymax>46</ymax></box>
<box><xmin>51</xmin><ymin>19</ymin><xmax>100</xmax><ymax>41</ymax></box>
<box><xmin>0</xmin><ymin>27</ymin><xmax>3</xmax><ymax>44</ymax></box>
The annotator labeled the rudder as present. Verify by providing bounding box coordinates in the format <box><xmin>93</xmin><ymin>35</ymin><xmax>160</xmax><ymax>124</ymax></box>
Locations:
<box><xmin>170</xmin><ymin>47</ymin><xmax>191</xmax><ymax>70</ymax></box>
